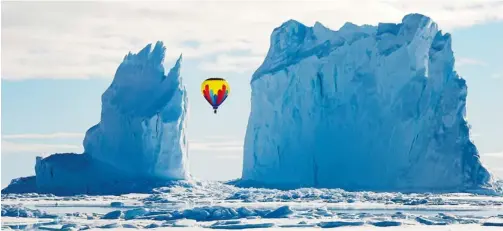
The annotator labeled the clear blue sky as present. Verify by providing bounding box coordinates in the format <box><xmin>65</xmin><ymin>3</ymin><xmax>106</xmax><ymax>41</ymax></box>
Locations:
<box><xmin>2</xmin><ymin>1</ymin><xmax>503</xmax><ymax>187</ymax></box>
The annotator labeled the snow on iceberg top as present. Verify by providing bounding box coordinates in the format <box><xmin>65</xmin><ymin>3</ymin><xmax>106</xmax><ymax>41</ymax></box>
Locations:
<box><xmin>252</xmin><ymin>13</ymin><xmax>447</xmax><ymax>82</ymax></box>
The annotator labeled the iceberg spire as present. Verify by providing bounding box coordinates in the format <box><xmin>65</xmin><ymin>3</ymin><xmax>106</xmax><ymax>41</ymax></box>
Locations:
<box><xmin>2</xmin><ymin>41</ymin><xmax>190</xmax><ymax>195</ymax></box>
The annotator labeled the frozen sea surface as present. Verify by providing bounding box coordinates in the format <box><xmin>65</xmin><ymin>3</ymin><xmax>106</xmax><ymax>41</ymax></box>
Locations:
<box><xmin>2</xmin><ymin>181</ymin><xmax>503</xmax><ymax>230</ymax></box>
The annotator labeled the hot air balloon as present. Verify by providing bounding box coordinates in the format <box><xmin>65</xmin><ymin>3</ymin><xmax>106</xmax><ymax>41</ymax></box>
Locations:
<box><xmin>201</xmin><ymin>77</ymin><xmax>230</xmax><ymax>114</ymax></box>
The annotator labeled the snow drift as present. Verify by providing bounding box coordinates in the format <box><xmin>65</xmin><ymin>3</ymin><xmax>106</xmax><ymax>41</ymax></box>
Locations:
<box><xmin>3</xmin><ymin>42</ymin><xmax>190</xmax><ymax>195</ymax></box>
<box><xmin>241</xmin><ymin>14</ymin><xmax>495</xmax><ymax>192</ymax></box>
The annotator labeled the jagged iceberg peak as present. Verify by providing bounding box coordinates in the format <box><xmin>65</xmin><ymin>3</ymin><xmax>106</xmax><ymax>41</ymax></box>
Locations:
<box><xmin>84</xmin><ymin>41</ymin><xmax>189</xmax><ymax>181</ymax></box>
<box><xmin>106</xmin><ymin>41</ymin><xmax>183</xmax><ymax>117</ymax></box>
<box><xmin>2</xmin><ymin>42</ymin><xmax>190</xmax><ymax>195</ymax></box>
<box><xmin>252</xmin><ymin>13</ymin><xmax>442</xmax><ymax>82</ymax></box>
<box><xmin>242</xmin><ymin>13</ymin><xmax>496</xmax><ymax>193</ymax></box>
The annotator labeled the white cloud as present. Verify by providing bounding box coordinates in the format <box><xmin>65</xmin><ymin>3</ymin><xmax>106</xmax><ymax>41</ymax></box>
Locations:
<box><xmin>470</xmin><ymin>133</ymin><xmax>482</xmax><ymax>138</ymax></box>
<box><xmin>215</xmin><ymin>154</ymin><xmax>242</xmax><ymax>160</ymax></box>
<box><xmin>482</xmin><ymin>151</ymin><xmax>503</xmax><ymax>157</ymax></box>
<box><xmin>199</xmin><ymin>54</ymin><xmax>264</xmax><ymax>73</ymax></box>
<box><xmin>479</xmin><ymin>151</ymin><xmax>503</xmax><ymax>179</ymax></box>
<box><xmin>1</xmin><ymin>132</ymin><xmax>242</xmax><ymax>153</ymax></box>
<box><xmin>1</xmin><ymin>132</ymin><xmax>86</xmax><ymax>155</ymax></box>
<box><xmin>1</xmin><ymin>140</ymin><xmax>82</xmax><ymax>154</ymax></box>
<box><xmin>490</xmin><ymin>73</ymin><xmax>503</xmax><ymax>79</ymax></box>
<box><xmin>190</xmin><ymin>140</ymin><xmax>243</xmax><ymax>152</ymax></box>
<box><xmin>456</xmin><ymin>57</ymin><xmax>487</xmax><ymax>67</ymax></box>
<box><xmin>200</xmin><ymin>135</ymin><xmax>238</xmax><ymax>140</ymax></box>
<box><xmin>2</xmin><ymin>0</ymin><xmax>503</xmax><ymax>80</ymax></box>
<box><xmin>3</xmin><ymin>132</ymin><xmax>84</xmax><ymax>139</ymax></box>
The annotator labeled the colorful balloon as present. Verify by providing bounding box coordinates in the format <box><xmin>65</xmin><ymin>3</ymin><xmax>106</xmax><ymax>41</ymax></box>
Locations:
<box><xmin>201</xmin><ymin>77</ymin><xmax>230</xmax><ymax>114</ymax></box>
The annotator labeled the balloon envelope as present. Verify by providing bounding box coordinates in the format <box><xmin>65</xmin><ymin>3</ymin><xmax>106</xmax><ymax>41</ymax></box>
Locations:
<box><xmin>201</xmin><ymin>78</ymin><xmax>230</xmax><ymax>113</ymax></box>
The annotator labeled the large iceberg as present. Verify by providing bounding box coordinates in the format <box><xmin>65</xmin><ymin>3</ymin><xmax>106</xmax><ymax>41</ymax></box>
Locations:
<box><xmin>241</xmin><ymin>14</ymin><xmax>495</xmax><ymax>192</ymax></box>
<box><xmin>3</xmin><ymin>42</ymin><xmax>190</xmax><ymax>195</ymax></box>
<box><xmin>82</xmin><ymin>41</ymin><xmax>189</xmax><ymax>181</ymax></box>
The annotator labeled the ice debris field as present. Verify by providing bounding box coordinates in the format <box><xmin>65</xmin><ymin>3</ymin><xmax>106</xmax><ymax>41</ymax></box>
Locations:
<box><xmin>2</xmin><ymin>181</ymin><xmax>503</xmax><ymax>230</ymax></box>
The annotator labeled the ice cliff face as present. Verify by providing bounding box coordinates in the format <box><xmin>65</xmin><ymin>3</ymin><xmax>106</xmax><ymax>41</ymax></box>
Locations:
<box><xmin>82</xmin><ymin>42</ymin><xmax>189</xmax><ymax>181</ymax></box>
<box><xmin>3</xmin><ymin>42</ymin><xmax>190</xmax><ymax>195</ymax></box>
<box><xmin>242</xmin><ymin>14</ymin><xmax>495</xmax><ymax>192</ymax></box>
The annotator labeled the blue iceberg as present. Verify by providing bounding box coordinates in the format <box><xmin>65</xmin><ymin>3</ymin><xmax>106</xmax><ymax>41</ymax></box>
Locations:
<box><xmin>240</xmin><ymin>14</ymin><xmax>496</xmax><ymax>193</ymax></box>
<box><xmin>2</xmin><ymin>42</ymin><xmax>190</xmax><ymax>195</ymax></box>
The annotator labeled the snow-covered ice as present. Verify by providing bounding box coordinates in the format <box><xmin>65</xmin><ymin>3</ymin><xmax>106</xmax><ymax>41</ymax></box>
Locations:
<box><xmin>241</xmin><ymin>13</ymin><xmax>496</xmax><ymax>192</ymax></box>
<box><xmin>2</xmin><ymin>41</ymin><xmax>190</xmax><ymax>196</ymax></box>
<box><xmin>2</xmin><ymin>181</ymin><xmax>503</xmax><ymax>230</ymax></box>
